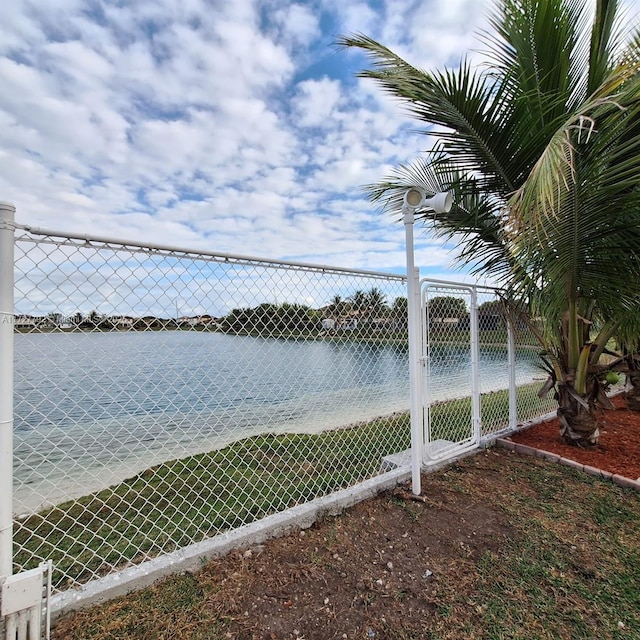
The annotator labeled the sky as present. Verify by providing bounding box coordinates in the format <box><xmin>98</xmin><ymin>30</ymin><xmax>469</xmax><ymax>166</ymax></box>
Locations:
<box><xmin>0</xmin><ymin>0</ymin><xmax>497</xmax><ymax>285</ymax></box>
<box><xmin>2</xmin><ymin>0</ymin><xmax>635</xmax><ymax>286</ymax></box>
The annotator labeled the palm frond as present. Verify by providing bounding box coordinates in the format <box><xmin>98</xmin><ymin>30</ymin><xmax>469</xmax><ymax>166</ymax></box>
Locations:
<box><xmin>337</xmin><ymin>34</ymin><xmax>522</xmax><ymax>195</ymax></box>
<box><xmin>363</xmin><ymin>158</ymin><xmax>515</xmax><ymax>280</ymax></box>
<box><xmin>340</xmin><ymin>1</ymin><xmax>640</xmax><ymax>407</ymax></box>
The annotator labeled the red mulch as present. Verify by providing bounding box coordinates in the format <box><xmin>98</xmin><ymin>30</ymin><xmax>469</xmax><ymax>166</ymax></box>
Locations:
<box><xmin>509</xmin><ymin>394</ymin><xmax>640</xmax><ymax>480</ymax></box>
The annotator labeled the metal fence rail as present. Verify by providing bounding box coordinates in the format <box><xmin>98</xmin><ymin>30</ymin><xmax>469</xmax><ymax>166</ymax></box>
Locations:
<box><xmin>2</xmin><ymin>217</ymin><xmax>557</xmax><ymax>609</ymax></box>
<box><xmin>10</xmin><ymin>225</ymin><xmax>413</xmax><ymax>593</ymax></box>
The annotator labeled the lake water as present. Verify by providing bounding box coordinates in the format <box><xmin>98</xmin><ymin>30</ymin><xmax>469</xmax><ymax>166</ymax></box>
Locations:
<box><xmin>13</xmin><ymin>331</ymin><xmax>542</xmax><ymax>512</ymax></box>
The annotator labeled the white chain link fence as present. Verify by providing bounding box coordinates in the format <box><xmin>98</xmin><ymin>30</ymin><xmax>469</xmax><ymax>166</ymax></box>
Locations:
<box><xmin>474</xmin><ymin>286</ymin><xmax>557</xmax><ymax>436</ymax></box>
<box><xmin>421</xmin><ymin>282</ymin><xmax>556</xmax><ymax>462</ymax></box>
<box><xmin>6</xmin><ymin>223</ymin><xmax>556</xmax><ymax>599</ymax></box>
<box><xmin>11</xmin><ymin>227</ymin><xmax>414</xmax><ymax>593</ymax></box>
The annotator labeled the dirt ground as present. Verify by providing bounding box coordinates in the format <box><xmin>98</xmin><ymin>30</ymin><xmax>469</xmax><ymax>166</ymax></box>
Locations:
<box><xmin>54</xmin><ymin>452</ymin><xmax>518</xmax><ymax>640</ymax></box>
<box><xmin>203</xmin><ymin>479</ymin><xmax>512</xmax><ymax>639</ymax></box>
<box><xmin>51</xmin><ymin>404</ymin><xmax>640</xmax><ymax>640</ymax></box>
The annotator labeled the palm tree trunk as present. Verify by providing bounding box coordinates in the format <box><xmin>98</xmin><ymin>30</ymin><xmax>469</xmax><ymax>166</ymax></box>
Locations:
<box><xmin>625</xmin><ymin>370</ymin><xmax>640</xmax><ymax>412</ymax></box>
<box><xmin>553</xmin><ymin>303</ymin><xmax>600</xmax><ymax>445</ymax></box>
<box><xmin>556</xmin><ymin>383</ymin><xmax>599</xmax><ymax>445</ymax></box>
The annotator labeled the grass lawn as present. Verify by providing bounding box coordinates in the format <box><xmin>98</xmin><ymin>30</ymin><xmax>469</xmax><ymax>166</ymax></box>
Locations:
<box><xmin>14</xmin><ymin>383</ymin><xmax>553</xmax><ymax>590</ymax></box>
<box><xmin>51</xmin><ymin>448</ymin><xmax>640</xmax><ymax>639</ymax></box>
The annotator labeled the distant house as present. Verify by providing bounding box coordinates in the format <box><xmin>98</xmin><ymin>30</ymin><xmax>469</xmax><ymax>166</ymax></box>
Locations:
<box><xmin>337</xmin><ymin>315</ymin><xmax>359</xmax><ymax>331</ymax></box>
<box><xmin>320</xmin><ymin>315</ymin><xmax>361</xmax><ymax>331</ymax></box>
<box><xmin>110</xmin><ymin>316</ymin><xmax>135</xmax><ymax>328</ymax></box>
<box><xmin>429</xmin><ymin>317</ymin><xmax>461</xmax><ymax>329</ymax></box>
<box><xmin>180</xmin><ymin>315</ymin><xmax>218</xmax><ymax>328</ymax></box>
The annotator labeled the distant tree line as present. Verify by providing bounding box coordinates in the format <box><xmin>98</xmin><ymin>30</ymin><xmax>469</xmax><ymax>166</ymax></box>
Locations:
<box><xmin>19</xmin><ymin>293</ymin><xmax>506</xmax><ymax>336</ymax></box>
<box><xmin>219</xmin><ymin>303</ymin><xmax>321</xmax><ymax>334</ymax></box>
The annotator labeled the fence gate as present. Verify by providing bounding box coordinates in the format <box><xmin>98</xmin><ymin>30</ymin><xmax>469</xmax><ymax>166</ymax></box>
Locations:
<box><xmin>421</xmin><ymin>280</ymin><xmax>480</xmax><ymax>463</ymax></box>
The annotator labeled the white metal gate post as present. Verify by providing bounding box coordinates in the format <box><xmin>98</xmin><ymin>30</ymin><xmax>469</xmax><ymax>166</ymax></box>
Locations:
<box><xmin>403</xmin><ymin>209</ymin><xmax>423</xmax><ymax>496</ymax></box>
<box><xmin>0</xmin><ymin>200</ymin><xmax>52</xmax><ymax>640</ymax></box>
<box><xmin>507</xmin><ymin>316</ymin><xmax>517</xmax><ymax>431</ymax></box>
<box><xmin>0</xmin><ymin>202</ymin><xmax>16</xmax><ymax>581</ymax></box>
<box><xmin>469</xmin><ymin>287</ymin><xmax>482</xmax><ymax>444</ymax></box>
<box><xmin>402</xmin><ymin>189</ymin><xmax>452</xmax><ymax>495</ymax></box>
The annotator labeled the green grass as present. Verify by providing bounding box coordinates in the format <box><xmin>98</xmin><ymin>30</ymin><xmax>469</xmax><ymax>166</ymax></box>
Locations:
<box><xmin>15</xmin><ymin>416</ymin><xmax>412</xmax><ymax>587</ymax></box>
<box><xmin>430</xmin><ymin>381</ymin><xmax>555</xmax><ymax>441</ymax></box>
<box><xmin>50</xmin><ymin>451</ymin><xmax>640</xmax><ymax>640</ymax></box>
<box><xmin>14</xmin><ymin>383</ymin><xmax>553</xmax><ymax>589</ymax></box>
<box><xmin>467</xmin><ymin>459</ymin><xmax>640</xmax><ymax>639</ymax></box>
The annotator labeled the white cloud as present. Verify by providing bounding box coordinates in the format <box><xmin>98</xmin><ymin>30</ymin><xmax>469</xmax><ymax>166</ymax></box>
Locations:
<box><xmin>0</xmin><ymin>0</ymin><xmax>496</xmax><ymax>289</ymax></box>
<box><xmin>271</xmin><ymin>3</ymin><xmax>322</xmax><ymax>46</ymax></box>
<box><xmin>322</xmin><ymin>0</ymin><xmax>379</xmax><ymax>35</ymax></box>
<box><xmin>293</xmin><ymin>76</ymin><xmax>342</xmax><ymax>127</ymax></box>
<box><xmin>374</xmin><ymin>0</ymin><xmax>490</xmax><ymax>72</ymax></box>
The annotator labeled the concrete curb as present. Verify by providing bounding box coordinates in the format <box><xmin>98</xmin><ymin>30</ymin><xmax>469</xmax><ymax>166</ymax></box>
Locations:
<box><xmin>495</xmin><ymin>438</ymin><xmax>640</xmax><ymax>492</ymax></box>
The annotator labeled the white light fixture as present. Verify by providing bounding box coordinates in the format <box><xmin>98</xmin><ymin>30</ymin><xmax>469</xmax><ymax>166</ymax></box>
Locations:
<box><xmin>402</xmin><ymin>187</ymin><xmax>452</xmax><ymax>214</ymax></box>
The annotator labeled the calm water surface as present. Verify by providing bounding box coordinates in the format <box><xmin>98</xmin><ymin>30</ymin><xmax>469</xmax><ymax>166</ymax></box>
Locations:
<box><xmin>13</xmin><ymin>331</ymin><xmax>541</xmax><ymax>511</ymax></box>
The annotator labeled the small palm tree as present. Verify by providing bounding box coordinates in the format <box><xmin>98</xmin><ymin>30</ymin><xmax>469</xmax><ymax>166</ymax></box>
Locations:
<box><xmin>339</xmin><ymin>0</ymin><xmax>640</xmax><ymax>445</ymax></box>
<box><xmin>365</xmin><ymin>287</ymin><xmax>387</xmax><ymax>316</ymax></box>
<box><xmin>350</xmin><ymin>290</ymin><xmax>368</xmax><ymax>314</ymax></box>
<box><xmin>327</xmin><ymin>294</ymin><xmax>345</xmax><ymax>318</ymax></box>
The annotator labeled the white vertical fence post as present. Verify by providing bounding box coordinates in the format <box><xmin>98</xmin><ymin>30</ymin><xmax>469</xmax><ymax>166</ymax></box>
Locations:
<box><xmin>469</xmin><ymin>287</ymin><xmax>481</xmax><ymax>443</ymax></box>
<box><xmin>507</xmin><ymin>317</ymin><xmax>517</xmax><ymax>430</ymax></box>
<box><xmin>0</xmin><ymin>201</ymin><xmax>16</xmax><ymax>581</ymax></box>
<box><xmin>404</xmin><ymin>210</ymin><xmax>423</xmax><ymax>496</ymax></box>
<box><xmin>0</xmin><ymin>202</ymin><xmax>16</xmax><ymax>582</ymax></box>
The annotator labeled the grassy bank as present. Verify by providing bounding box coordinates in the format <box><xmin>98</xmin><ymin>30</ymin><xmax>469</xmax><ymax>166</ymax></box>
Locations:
<box><xmin>14</xmin><ymin>414</ymin><xmax>411</xmax><ymax>588</ymax></box>
<box><xmin>15</xmin><ymin>383</ymin><xmax>553</xmax><ymax>589</ymax></box>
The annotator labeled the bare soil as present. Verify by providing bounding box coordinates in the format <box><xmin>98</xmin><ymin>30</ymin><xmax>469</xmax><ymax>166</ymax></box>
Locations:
<box><xmin>54</xmin><ymin>456</ymin><xmax>519</xmax><ymax>640</ymax></box>
<box><xmin>203</xmin><ymin>483</ymin><xmax>513</xmax><ymax>639</ymax></box>
<box><xmin>52</xmin><ymin>405</ymin><xmax>640</xmax><ymax>640</ymax></box>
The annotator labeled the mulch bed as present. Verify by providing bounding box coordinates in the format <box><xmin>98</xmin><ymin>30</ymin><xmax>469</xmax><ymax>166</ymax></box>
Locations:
<box><xmin>509</xmin><ymin>394</ymin><xmax>640</xmax><ymax>480</ymax></box>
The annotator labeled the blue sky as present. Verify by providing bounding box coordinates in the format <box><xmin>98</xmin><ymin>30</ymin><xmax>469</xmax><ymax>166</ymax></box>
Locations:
<box><xmin>1</xmin><ymin>0</ymin><xmax>620</xmax><ymax>284</ymax></box>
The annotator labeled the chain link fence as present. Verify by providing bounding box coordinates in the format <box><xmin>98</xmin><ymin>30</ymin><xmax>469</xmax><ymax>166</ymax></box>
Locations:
<box><xmin>474</xmin><ymin>286</ymin><xmax>557</xmax><ymax>436</ymax></box>
<box><xmin>422</xmin><ymin>282</ymin><xmax>556</xmax><ymax>461</ymax></box>
<box><xmin>11</xmin><ymin>228</ymin><xmax>414</xmax><ymax>592</ymax></box>
<box><xmin>8</xmin><ymin>225</ymin><xmax>556</xmax><ymax>597</ymax></box>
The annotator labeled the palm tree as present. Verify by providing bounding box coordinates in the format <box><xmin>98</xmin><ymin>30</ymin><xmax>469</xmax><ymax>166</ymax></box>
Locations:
<box><xmin>350</xmin><ymin>290</ymin><xmax>368</xmax><ymax>314</ymax></box>
<box><xmin>365</xmin><ymin>287</ymin><xmax>387</xmax><ymax>316</ymax></box>
<box><xmin>327</xmin><ymin>294</ymin><xmax>345</xmax><ymax>318</ymax></box>
<box><xmin>339</xmin><ymin>0</ymin><xmax>640</xmax><ymax>445</ymax></box>
<box><xmin>391</xmin><ymin>296</ymin><xmax>408</xmax><ymax>329</ymax></box>
<box><xmin>88</xmin><ymin>310</ymin><xmax>102</xmax><ymax>329</ymax></box>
